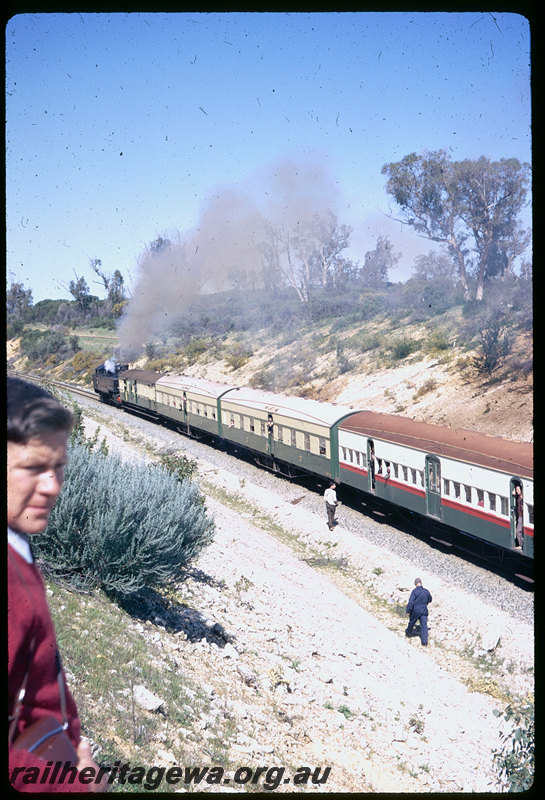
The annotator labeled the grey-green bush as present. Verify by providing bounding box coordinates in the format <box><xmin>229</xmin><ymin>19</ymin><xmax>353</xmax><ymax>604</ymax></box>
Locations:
<box><xmin>35</xmin><ymin>440</ymin><xmax>215</xmax><ymax>596</ymax></box>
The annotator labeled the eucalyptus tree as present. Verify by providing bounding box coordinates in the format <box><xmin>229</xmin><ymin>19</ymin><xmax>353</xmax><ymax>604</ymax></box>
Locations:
<box><xmin>264</xmin><ymin>211</ymin><xmax>352</xmax><ymax>301</ymax></box>
<box><xmin>68</xmin><ymin>274</ymin><xmax>92</xmax><ymax>311</ymax></box>
<box><xmin>6</xmin><ymin>280</ymin><xmax>33</xmax><ymax>317</ymax></box>
<box><xmin>453</xmin><ymin>156</ymin><xmax>530</xmax><ymax>299</ymax></box>
<box><xmin>90</xmin><ymin>258</ymin><xmax>127</xmax><ymax>305</ymax></box>
<box><xmin>382</xmin><ymin>150</ymin><xmax>530</xmax><ymax>300</ymax></box>
<box><xmin>359</xmin><ymin>235</ymin><xmax>401</xmax><ymax>288</ymax></box>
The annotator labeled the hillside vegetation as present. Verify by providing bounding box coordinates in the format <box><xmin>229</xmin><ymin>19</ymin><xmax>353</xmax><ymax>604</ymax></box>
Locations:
<box><xmin>7</xmin><ymin>276</ymin><xmax>533</xmax><ymax>443</ymax></box>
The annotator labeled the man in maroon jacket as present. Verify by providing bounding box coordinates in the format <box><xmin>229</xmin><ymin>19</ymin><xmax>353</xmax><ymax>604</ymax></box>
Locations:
<box><xmin>8</xmin><ymin>377</ymin><xmax>105</xmax><ymax>792</ymax></box>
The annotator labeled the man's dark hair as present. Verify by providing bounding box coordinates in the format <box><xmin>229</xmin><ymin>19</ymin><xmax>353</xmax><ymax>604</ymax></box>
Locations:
<box><xmin>8</xmin><ymin>377</ymin><xmax>74</xmax><ymax>443</ymax></box>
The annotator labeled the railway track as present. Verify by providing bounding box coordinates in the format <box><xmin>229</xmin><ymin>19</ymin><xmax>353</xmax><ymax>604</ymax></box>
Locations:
<box><xmin>10</xmin><ymin>370</ymin><xmax>97</xmax><ymax>401</ymax></box>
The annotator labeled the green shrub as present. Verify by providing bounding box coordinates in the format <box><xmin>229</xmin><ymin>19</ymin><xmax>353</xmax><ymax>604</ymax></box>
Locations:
<box><xmin>425</xmin><ymin>329</ymin><xmax>451</xmax><ymax>353</ymax></box>
<box><xmin>87</xmin><ymin>316</ymin><xmax>116</xmax><ymax>330</ymax></box>
<box><xmin>357</xmin><ymin>331</ymin><xmax>385</xmax><ymax>353</ymax></box>
<box><xmin>28</xmin><ymin>298</ymin><xmax>65</xmax><ymax>324</ymax></box>
<box><xmin>156</xmin><ymin>451</ymin><xmax>199</xmax><ymax>484</ymax></box>
<box><xmin>184</xmin><ymin>337</ymin><xmax>209</xmax><ymax>364</ymax></box>
<box><xmin>224</xmin><ymin>341</ymin><xmax>252</xmax><ymax>371</ymax></box>
<box><xmin>473</xmin><ymin>321</ymin><xmax>513</xmax><ymax>375</ymax></box>
<box><xmin>359</xmin><ymin>293</ymin><xmax>386</xmax><ymax>321</ymax></box>
<box><xmin>412</xmin><ymin>378</ymin><xmax>437</xmax><ymax>400</ymax></box>
<box><xmin>390</xmin><ymin>337</ymin><xmax>420</xmax><ymax>360</ymax></box>
<box><xmin>35</xmin><ymin>440</ymin><xmax>215</xmax><ymax>596</ymax></box>
<box><xmin>493</xmin><ymin>701</ymin><xmax>534</xmax><ymax>791</ymax></box>
<box><xmin>7</xmin><ymin>317</ymin><xmax>25</xmax><ymax>339</ymax></box>
<box><xmin>71</xmin><ymin>350</ymin><xmax>100</xmax><ymax>378</ymax></box>
<box><xmin>249</xmin><ymin>367</ymin><xmax>275</xmax><ymax>391</ymax></box>
<box><xmin>20</xmin><ymin>329</ymin><xmax>78</xmax><ymax>363</ymax></box>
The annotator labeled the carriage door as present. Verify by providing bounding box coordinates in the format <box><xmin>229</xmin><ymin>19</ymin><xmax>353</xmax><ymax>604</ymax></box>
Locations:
<box><xmin>267</xmin><ymin>415</ymin><xmax>274</xmax><ymax>456</ymax></box>
<box><xmin>367</xmin><ymin>439</ymin><xmax>376</xmax><ymax>492</ymax></box>
<box><xmin>425</xmin><ymin>456</ymin><xmax>442</xmax><ymax>519</ymax></box>
<box><xmin>510</xmin><ymin>478</ymin><xmax>523</xmax><ymax>546</ymax></box>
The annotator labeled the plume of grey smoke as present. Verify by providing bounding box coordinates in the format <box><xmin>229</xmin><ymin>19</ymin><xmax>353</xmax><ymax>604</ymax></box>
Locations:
<box><xmin>116</xmin><ymin>157</ymin><xmax>339</xmax><ymax>358</ymax></box>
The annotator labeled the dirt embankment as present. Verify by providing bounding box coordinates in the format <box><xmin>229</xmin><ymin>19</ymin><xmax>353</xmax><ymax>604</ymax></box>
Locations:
<box><xmin>181</xmin><ymin>331</ymin><xmax>534</xmax><ymax>444</ymax></box>
<box><xmin>7</xmin><ymin>325</ymin><xmax>533</xmax><ymax>444</ymax></box>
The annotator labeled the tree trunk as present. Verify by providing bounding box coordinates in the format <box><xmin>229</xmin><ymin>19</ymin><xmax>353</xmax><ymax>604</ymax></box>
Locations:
<box><xmin>448</xmin><ymin>238</ymin><xmax>470</xmax><ymax>301</ymax></box>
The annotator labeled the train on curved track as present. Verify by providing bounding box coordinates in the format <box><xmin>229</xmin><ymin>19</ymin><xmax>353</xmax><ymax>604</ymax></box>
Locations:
<box><xmin>93</xmin><ymin>362</ymin><xmax>534</xmax><ymax>566</ymax></box>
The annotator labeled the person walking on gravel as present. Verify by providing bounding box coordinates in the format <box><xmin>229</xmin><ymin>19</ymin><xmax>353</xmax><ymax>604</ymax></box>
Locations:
<box><xmin>405</xmin><ymin>577</ymin><xmax>432</xmax><ymax>646</ymax></box>
<box><xmin>324</xmin><ymin>482</ymin><xmax>338</xmax><ymax>531</ymax></box>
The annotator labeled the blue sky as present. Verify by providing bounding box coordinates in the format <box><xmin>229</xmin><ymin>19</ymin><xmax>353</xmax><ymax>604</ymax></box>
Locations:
<box><xmin>6</xmin><ymin>11</ymin><xmax>531</xmax><ymax>303</ymax></box>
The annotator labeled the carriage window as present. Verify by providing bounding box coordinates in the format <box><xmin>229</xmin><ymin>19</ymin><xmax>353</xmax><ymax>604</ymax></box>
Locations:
<box><xmin>402</xmin><ymin>466</ymin><xmax>408</xmax><ymax>482</ymax></box>
<box><xmin>277</xmin><ymin>425</ymin><xmax>283</xmax><ymax>443</ymax></box>
<box><xmin>393</xmin><ymin>463</ymin><xmax>399</xmax><ymax>478</ymax></box>
<box><xmin>212</xmin><ymin>408</ymin><xmax>216</xmax><ymax>419</ymax></box>
<box><xmin>203</xmin><ymin>405</ymin><xmax>208</xmax><ymax>417</ymax></box>
<box><xmin>410</xmin><ymin>468</ymin><xmax>417</xmax><ymax>484</ymax></box>
<box><xmin>341</xmin><ymin>447</ymin><xmax>347</xmax><ymax>461</ymax></box>
<box><xmin>488</xmin><ymin>492</ymin><xmax>497</xmax><ymax>511</ymax></box>
<box><xmin>291</xmin><ymin>429</ymin><xmax>297</xmax><ymax>447</ymax></box>
<box><xmin>527</xmin><ymin>504</ymin><xmax>534</xmax><ymax>524</ymax></box>
<box><xmin>419</xmin><ymin>471</ymin><xmax>424</xmax><ymax>487</ymax></box>
<box><xmin>464</xmin><ymin>485</ymin><xmax>472</xmax><ymax>503</ymax></box>
<box><xmin>376</xmin><ymin>458</ymin><xmax>383</xmax><ymax>473</ymax></box>
<box><xmin>230</xmin><ymin>414</ymin><xmax>235</xmax><ymax>427</ymax></box>
<box><xmin>260</xmin><ymin>420</ymin><xmax>266</xmax><ymax>436</ymax></box>
<box><xmin>443</xmin><ymin>479</ymin><xmax>450</xmax><ymax>495</ymax></box>
<box><xmin>250</xmin><ymin>418</ymin><xmax>255</xmax><ymax>432</ymax></box>
<box><xmin>453</xmin><ymin>482</ymin><xmax>461</xmax><ymax>499</ymax></box>
<box><xmin>304</xmin><ymin>433</ymin><xmax>311</xmax><ymax>451</ymax></box>
<box><xmin>500</xmin><ymin>496</ymin><xmax>509</xmax><ymax>516</ymax></box>
<box><xmin>355</xmin><ymin>451</ymin><xmax>360</xmax><ymax>466</ymax></box>
<box><xmin>476</xmin><ymin>489</ymin><xmax>484</xmax><ymax>507</ymax></box>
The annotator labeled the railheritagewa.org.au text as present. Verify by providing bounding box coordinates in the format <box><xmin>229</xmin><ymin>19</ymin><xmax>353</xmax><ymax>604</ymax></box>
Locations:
<box><xmin>10</xmin><ymin>761</ymin><xmax>332</xmax><ymax>791</ymax></box>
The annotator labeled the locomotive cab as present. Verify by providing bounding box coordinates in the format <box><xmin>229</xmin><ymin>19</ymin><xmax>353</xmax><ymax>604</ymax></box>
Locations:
<box><xmin>93</xmin><ymin>362</ymin><xmax>129</xmax><ymax>405</ymax></box>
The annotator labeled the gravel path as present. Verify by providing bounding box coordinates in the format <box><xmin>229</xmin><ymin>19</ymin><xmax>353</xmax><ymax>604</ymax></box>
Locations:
<box><xmin>73</xmin><ymin>395</ymin><xmax>534</xmax><ymax>792</ymax></box>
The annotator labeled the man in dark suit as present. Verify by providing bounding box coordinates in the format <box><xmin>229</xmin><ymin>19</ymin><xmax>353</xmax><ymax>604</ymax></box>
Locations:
<box><xmin>405</xmin><ymin>577</ymin><xmax>432</xmax><ymax>646</ymax></box>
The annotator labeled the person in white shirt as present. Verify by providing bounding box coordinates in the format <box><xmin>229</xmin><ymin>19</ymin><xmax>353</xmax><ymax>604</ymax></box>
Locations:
<box><xmin>324</xmin><ymin>482</ymin><xmax>338</xmax><ymax>530</ymax></box>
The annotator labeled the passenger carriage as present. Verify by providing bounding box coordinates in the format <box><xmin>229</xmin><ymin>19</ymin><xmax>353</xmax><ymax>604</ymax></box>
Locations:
<box><xmin>337</xmin><ymin>412</ymin><xmax>534</xmax><ymax>557</ymax></box>
<box><xmin>218</xmin><ymin>386</ymin><xmax>355</xmax><ymax>479</ymax></box>
<box><xmin>119</xmin><ymin>369</ymin><xmax>163</xmax><ymax>415</ymax></box>
<box><xmin>155</xmin><ymin>374</ymin><xmax>237</xmax><ymax>437</ymax></box>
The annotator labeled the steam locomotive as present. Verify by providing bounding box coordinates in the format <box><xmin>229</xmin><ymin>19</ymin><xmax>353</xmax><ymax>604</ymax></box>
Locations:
<box><xmin>93</xmin><ymin>362</ymin><xmax>534</xmax><ymax>561</ymax></box>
